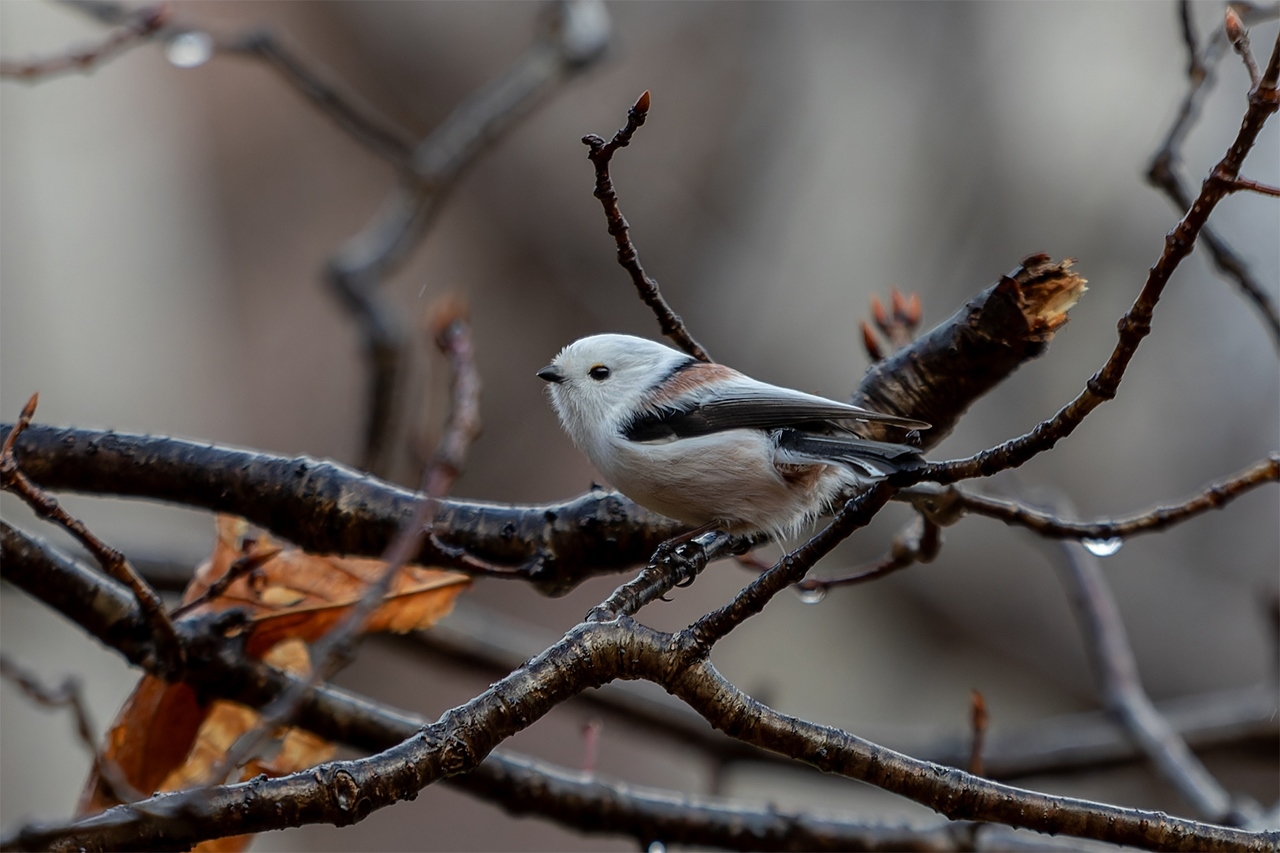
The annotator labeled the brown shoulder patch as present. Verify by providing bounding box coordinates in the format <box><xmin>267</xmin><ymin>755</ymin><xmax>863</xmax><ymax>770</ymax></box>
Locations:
<box><xmin>645</xmin><ymin>362</ymin><xmax>740</xmax><ymax>407</ymax></box>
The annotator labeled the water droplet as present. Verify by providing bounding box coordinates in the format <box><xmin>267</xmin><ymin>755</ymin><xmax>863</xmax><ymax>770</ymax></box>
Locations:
<box><xmin>794</xmin><ymin>585</ymin><xmax>827</xmax><ymax>605</ymax></box>
<box><xmin>647</xmin><ymin>843</ymin><xmax>666</xmax><ymax>853</ymax></box>
<box><xmin>165</xmin><ymin>31</ymin><xmax>214</xmax><ymax>68</ymax></box>
<box><xmin>1082</xmin><ymin>537</ymin><xmax>1123</xmax><ymax>557</ymax></box>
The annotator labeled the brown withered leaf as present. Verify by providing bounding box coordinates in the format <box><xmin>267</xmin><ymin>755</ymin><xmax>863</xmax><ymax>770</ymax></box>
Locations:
<box><xmin>186</xmin><ymin>516</ymin><xmax>471</xmax><ymax>656</ymax></box>
<box><xmin>79</xmin><ymin>516</ymin><xmax>469</xmax><ymax>840</ymax></box>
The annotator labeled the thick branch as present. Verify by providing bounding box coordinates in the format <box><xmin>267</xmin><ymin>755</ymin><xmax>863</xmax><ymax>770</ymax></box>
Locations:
<box><xmin>4</xmin><ymin>524</ymin><xmax>1275</xmax><ymax>852</ymax></box>
<box><xmin>0</xmin><ymin>252</ymin><xmax>1087</xmax><ymax>594</ymax></box>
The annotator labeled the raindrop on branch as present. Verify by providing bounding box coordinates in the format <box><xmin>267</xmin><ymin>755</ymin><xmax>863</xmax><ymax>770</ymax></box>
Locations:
<box><xmin>165</xmin><ymin>31</ymin><xmax>214</xmax><ymax>68</ymax></box>
<box><xmin>794</xmin><ymin>585</ymin><xmax>827</xmax><ymax>605</ymax></box>
<box><xmin>1082</xmin><ymin>537</ymin><xmax>1123</xmax><ymax>557</ymax></box>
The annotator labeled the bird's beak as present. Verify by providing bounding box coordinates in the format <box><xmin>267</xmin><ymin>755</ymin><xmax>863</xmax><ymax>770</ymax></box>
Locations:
<box><xmin>536</xmin><ymin>365</ymin><xmax>565</xmax><ymax>384</ymax></box>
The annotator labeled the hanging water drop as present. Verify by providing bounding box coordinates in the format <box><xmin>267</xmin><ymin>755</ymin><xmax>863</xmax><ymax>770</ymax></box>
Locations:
<box><xmin>165</xmin><ymin>31</ymin><xmax>214</xmax><ymax>68</ymax></box>
<box><xmin>1082</xmin><ymin>536</ymin><xmax>1123</xmax><ymax>557</ymax></box>
<box><xmin>794</xmin><ymin>585</ymin><xmax>827</xmax><ymax>605</ymax></box>
<box><xmin>647</xmin><ymin>843</ymin><xmax>666</xmax><ymax>853</ymax></box>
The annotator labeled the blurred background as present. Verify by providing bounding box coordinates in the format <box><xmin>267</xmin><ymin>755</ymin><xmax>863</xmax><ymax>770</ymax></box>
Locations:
<box><xmin>2</xmin><ymin>1</ymin><xmax>1277</xmax><ymax>849</ymax></box>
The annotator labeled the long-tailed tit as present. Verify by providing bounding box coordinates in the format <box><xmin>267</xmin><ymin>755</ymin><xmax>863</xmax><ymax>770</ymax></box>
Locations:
<box><xmin>538</xmin><ymin>334</ymin><xmax>928</xmax><ymax>540</ymax></box>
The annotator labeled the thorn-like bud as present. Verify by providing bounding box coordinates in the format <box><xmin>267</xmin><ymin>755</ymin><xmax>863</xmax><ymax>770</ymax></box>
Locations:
<box><xmin>634</xmin><ymin>90</ymin><xmax>651</xmax><ymax>114</ymax></box>
<box><xmin>890</xmin><ymin>288</ymin><xmax>909</xmax><ymax>322</ymax></box>
<box><xmin>19</xmin><ymin>393</ymin><xmax>39</xmax><ymax>422</ymax></box>
<box><xmin>907</xmin><ymin>293</ymin><xmax>923</xmax><ymax>327</ymax></box>
<box><xmin>870</xmin><ymin>294</ymin><xmax>889</xmax><ymax>330</ymax></box>
<box><xmin>860</xmin><ymin>321</ymin><xmax>884</xmax><ymax>362</ymax></box>
<box><xmin>1224</xmin><ymin>7</ymin><xmax>1244</xmax><ymax>45</ymax></box>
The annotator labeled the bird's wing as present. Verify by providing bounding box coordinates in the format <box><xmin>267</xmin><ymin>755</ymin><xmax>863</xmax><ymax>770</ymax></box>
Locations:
<box><xmin>623</xmin><ymin>379</ymin><xmax>929</xmax><ymax>442</ymax></box>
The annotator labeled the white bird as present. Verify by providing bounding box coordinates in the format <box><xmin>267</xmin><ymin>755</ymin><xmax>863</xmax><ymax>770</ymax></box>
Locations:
<box><xmin>538</xmin><ymin>334</ymin><xmax>928</xmax><ymax>540</ymax></box>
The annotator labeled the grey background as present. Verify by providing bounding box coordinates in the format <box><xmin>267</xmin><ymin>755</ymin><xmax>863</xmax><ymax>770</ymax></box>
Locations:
<box><xmin>2</xmin><ymin>2</ymin><xmax>1277</xmax><ymax>849</ymax></box>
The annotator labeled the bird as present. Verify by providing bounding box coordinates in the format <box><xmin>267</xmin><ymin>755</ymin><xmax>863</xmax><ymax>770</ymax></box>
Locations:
<box><xmin>537</xmin><ymin>333</ymin><xmax>928</xmax><ymax>541</ymax></box>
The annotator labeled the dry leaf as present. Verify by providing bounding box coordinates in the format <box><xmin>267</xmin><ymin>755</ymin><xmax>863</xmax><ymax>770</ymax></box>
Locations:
<box><xmin>186</xmin><ymin>516</ymin><xmax>471</xmax><ymax>656</ymax></box>
<box><xmin>79</xmin><ymin>514</ymin><xmax>469</xmax><ymax>851</ymax></box>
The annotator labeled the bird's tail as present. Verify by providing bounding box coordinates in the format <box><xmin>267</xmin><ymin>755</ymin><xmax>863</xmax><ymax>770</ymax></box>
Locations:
<box><xmin>777</xmin><ymin>431</ymin><xmax>924</xmax><ymax>477</ymax></box>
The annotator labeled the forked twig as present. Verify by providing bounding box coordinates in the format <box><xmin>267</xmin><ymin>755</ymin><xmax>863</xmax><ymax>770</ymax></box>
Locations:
<box><xmin>583</xmin><ymin>91</ymin><xmax>712</xmax><ymax>363</ymax></box>
<box><xmin>0</xmin><ymin>395</ymin><xmax>183</xmax><ymax>674</ymax></box>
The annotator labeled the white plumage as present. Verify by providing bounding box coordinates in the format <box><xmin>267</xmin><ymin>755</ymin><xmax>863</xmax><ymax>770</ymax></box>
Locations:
<box><xmin>538</xmin><ymin>334</ymin><xmax>927</xmax><ymax>540</ymax></box>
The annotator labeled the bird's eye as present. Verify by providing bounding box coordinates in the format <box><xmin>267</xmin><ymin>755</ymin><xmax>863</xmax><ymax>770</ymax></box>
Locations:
<box><xmin>588</xmin><ymin>364</ymin><xmax>611</xmax><ymax>381</ymax></box>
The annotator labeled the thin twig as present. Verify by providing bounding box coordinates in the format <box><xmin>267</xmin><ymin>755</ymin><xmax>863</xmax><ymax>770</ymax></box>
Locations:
<box><xmin>582</xmin><ymin>91</ymin><xmax>712</xmax><ymax>363</ymax></box>
<box><xmin>423</xmin><ymin>301</ymin><xmax>483</xmax><ymax>498</ymax></box>
<box><xmin>1147</xmin><ymin>2</ymin><xmax>1280</xmax><ymax>348</ymax></box>
<box><xmin>684</xmin><ymin>483</ymin><xmax>895</xmax><ymax>657</ymax></box>
<box><xmin>1226</xmin><ymin>7</ymin><xmax>1263</xmax><ymax>89</ymax></box>
<box><xmin>1053</xmin><ymin>540</ymin><xmax>1238</xmax><ymax>823</ymax></box>
<box><xmin>168</xmin><ymin>543</ymin><xmax>282</xmax><ymax>620</ymax></box>
<box><xmin>0</xmin><ymin>395</ymin><xmax>183</xmax><ymax>674</ymax></box>
<box><xmin>969</xmin><ymin>690</ymin><xmax>988</xmax><ymax>777</ymax></box>
<box><xmin>0</xmin><ymin>3</ymin><xmax>167</xmax><ymax>81</ymax></box>
<box><xmin>0</xmin><ymin>655</ymin><xmax>142</xmax><ymax>806</ymax></box>
<box><xmin>922</xmin><ymin>34</ymin><xmax>1280</xmax><ymax>485</ymax></box>
<box><xmin>217</xmin><ymin>30</ymin><xmax>417</xmax><ymax>168</ymax></box>
<box><xmin>1222</xmin><ymin>175</ymin><xmax>1280</xmax><ymax>196</ymax></box>
<box><xmin>794</xmin><ymin>511</ymin><xmax>939</xmax><ymax>595</ymax></box>
<box><xmin>905</xmin><ymin>453</ymin><xmax>1279</xmax><ymax>542</ymax></box>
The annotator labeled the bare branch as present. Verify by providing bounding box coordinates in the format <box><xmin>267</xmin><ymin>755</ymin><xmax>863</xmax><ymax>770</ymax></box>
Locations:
<box><xmin>922</xmin><ymin>46</ymin><xmax>1280</xmax><ymax>485</ymax></box>
<box><xmin>794</xmin><ymin>511</ymin><xmax>939</xmax><ymax>596</ymax></box>
<box><xmin>1147</xmin><ymin>2</ymin><xmax>1280</xmax><ymax>347</ymax></box>
<box><xmin>582</xmin><ymin>91</ymin><xmax>712</xmax><ymax>362</ymax></box>
<box><xmin>0</xmin><ymin>655</ymin><xmax>141</xmax><ymax>806</ymax></box>
<box><xmin>0</xmin><ymin>396</ymin><xmax>182</xmax><ymax>673</ymax></box>
<box><xmin>968</xmin><ymin>690</ymin><xmax>988</xmax><ymax>778</ymax></box>
<box><xmin>4</xmin><ymin>523</ymin><xmax>1275</xmax><ymax>852</ymax></box>
<box><xmin>685</xmin><ymin>483</ymin><xmax>895</xmax><ymax>655</ymax></box>
<box><xmin>905</xmin><ymin>453</ymin><xmax>1279</xmax><ymax>543</ymax></box>
<box><xmin>1226</xmin><ymin>8</ymin><xmax>1263</xmax><ymax>89</ymax></box>
<box><xmin>1053</xmin><ymin>541</ymin><xmax>1237</xmax><ymax>822</ymax></box>
<box><xmin>0</xmin><ymin>3</ymin><xmax>167</xmax><ymax>82</ymax></box>
<box><xmin>217</xmin><ymin>29</ymin><xmax>418</xmax><ymax>167</ymax></box>
<box><xmin>422</xmin><ymin>300</ymin><xmax>483</xmax><ymax>498</ymax></box>
<box><xmin>1221</xmin><ymin>175</ymin><xmax>1280</xmax><ymax>197</ymax></box>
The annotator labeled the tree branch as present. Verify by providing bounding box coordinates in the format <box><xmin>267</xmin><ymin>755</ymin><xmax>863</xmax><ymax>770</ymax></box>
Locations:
<box><xmin>582</xmin><ymin>91</ymin><xmax>712</xmax><ymax>362</ymax></box>
<box><xmin>1053</xmin><ymin>541</ymin><xmax>1236</xmax><ymax>822</ymax></box>
<box><xmin>922</xmin><ymin>38</ymin><xmax>1280</xmax><ymax>485</ymax></box>
<box><xmin>0</xmin><ymin>3</ymin><xmax>167</xmax><ymax>82</ymax></box>
<box><xmin>4</xmin><ymin>523</ymin><xmax>1275</xmax><ymax>852</ymax></box>
<box><xmin>1146</xmin><ymin>1</ymin><xmax>1280</xmax><ymax>349</ymax></box>
<box><xmin>904</xmin><ymin>453</ymin><xmax>1279</xmax><ymax>543</ymax></box>
<box><xmin>0</xmin><ymin>246</ymin><xmax>1093</xmax><ymax>595</ymax></box>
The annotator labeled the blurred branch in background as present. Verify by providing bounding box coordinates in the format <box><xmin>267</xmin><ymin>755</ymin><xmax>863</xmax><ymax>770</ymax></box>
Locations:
<box><xmin>35</xmin><ymin>0</ymin><xmax>610</xmax><ymax>476</ymax></box>
<box><xmin>326</xmin><ymin>0</ymin><xmax>611</xmax><ymax>475</ymax></box>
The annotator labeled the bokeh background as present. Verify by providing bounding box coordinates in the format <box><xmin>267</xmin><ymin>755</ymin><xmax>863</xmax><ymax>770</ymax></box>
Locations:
<box><xmin>2</xmin><ymin>2</ymin><xmax>1277</xmax><ymax>849</ymax></box>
